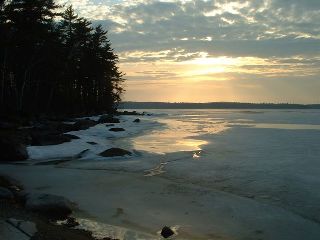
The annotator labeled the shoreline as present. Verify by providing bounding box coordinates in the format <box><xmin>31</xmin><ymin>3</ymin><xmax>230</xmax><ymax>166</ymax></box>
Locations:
<box><xmin>0</xmin><ymin>110</ymin><xmax>157</xmax><ymax>240</ymax></box>
<box><xmin>2</xmin><ymin>109</ymin><xmax>320</xmax><ymax>239</ymax></box>
<box><xmin>0</xmin><ymin>175</ymin><xmax>117</xmax><ymax>240</ymax></box>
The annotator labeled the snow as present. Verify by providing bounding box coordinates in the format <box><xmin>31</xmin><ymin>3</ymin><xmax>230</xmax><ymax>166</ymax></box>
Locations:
<box><xmin>27</xmin><ymin>115</ymin><xmax>162</xmax><ymax>161</ymax></box>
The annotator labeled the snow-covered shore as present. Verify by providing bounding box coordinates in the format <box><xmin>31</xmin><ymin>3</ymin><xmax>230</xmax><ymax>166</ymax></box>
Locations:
<box><xmin>1</xmin><ymin>109</ymin><xmax>320</xmax><ymax>239</ymax></box>
<box><xmin>27</xmin><ymin>114</ymin><xmax>162</xmax><ymax>162</ymax></box>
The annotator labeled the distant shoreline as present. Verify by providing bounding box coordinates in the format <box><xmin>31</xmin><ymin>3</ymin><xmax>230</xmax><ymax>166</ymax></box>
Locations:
<box><xmin>120</xmin><ymin>102</ymin><xmax>320</xmax><ymax>109</ymax></box>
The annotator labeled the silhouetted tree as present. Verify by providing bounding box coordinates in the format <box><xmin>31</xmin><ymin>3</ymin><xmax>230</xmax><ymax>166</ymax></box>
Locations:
<box><xmin>0</xmin><ymin>1</ymin><xmax>124</xmax><ymax>117</ymax></box>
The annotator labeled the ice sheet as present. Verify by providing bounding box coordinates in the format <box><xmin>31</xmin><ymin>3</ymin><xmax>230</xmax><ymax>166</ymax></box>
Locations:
<box><xmin>2</xmin><ymin>109</ymin><xmax>320</xmax><ymax>240</ymax></box>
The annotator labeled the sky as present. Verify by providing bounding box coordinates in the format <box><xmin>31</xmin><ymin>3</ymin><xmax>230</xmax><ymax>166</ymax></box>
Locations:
<box><xmin>58</xmin><ymin>0</ymin><xmax>320</xmax><ymax>103</ymax></box>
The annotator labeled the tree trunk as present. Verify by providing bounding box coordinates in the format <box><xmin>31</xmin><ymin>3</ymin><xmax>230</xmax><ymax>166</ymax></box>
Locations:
<box><xmin>46</xmin><ymin>78</ymin><xmax>56</xmax><ymax>113</ymax></box>
<box><xmin>17</xmin><ymin>69</ymin><xmax>28</xmax><ymax>113</ymax></box>
<box><xmin>1</xmin><ymin>49</ymin><xmax>7</xmax><ymax>107</ymax></box>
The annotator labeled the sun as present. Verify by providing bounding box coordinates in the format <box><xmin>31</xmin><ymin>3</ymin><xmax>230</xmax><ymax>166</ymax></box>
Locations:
<box><xmin>185</xmin><ymin>56</ymin><xmax>240</xmax><ymax>66</ymax></box>
<box><xmin>178</xmin><ymin>56</ymin><xmax>241</xmax><ymax>78</ymax></box>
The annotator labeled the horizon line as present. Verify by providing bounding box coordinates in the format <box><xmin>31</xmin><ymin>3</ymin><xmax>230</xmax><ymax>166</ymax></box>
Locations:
<box><xmin>121</xmin><ymin>101</ymin><xmax>320</xmax><ymax>105</ymax></box>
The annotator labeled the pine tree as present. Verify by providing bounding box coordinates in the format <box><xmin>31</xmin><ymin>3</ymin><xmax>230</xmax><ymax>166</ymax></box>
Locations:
<box><xmin>0</xmin><ymin>2</ymin><xmax>124</xmax><ymax>117</ymax></box>
<box><xmin>1</xmin><ymin>0</ymin><xmax>60</xmax><ymax>114</ymax></box>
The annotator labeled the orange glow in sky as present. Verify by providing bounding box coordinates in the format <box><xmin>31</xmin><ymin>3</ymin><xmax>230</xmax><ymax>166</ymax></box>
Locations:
<box><xmin>63</xmin><ymin>0</ymin><xmax>320</xmax><ymax>103</ymax></box>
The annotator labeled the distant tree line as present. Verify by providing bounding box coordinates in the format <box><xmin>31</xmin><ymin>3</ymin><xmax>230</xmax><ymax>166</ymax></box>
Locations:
<box><xmin>121</xmin><ymin>102</ymin><xmax>320</xmax><ymax>109</ymax></box>
<box><xmin>0</xmin><ymin>0</ymin><xmax>124</xmax><ymax>117</ymax></box>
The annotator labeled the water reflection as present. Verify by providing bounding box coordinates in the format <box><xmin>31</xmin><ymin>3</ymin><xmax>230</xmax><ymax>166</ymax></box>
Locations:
<box><xmin>131</xmin><ymin>118</ymin><xmax>228</xmax><ymax>154</ymax></box>
<box><xmin>132</xmin><ymin>131</ymin><xmax>208</xmax><ymax>154</ymax></box>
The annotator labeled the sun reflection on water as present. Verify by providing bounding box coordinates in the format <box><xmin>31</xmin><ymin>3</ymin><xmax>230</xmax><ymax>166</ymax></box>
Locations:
<box><xmin>131</xmin><ymin>118</ymin><xmax>228</xmax><ymax>154</ymax></box>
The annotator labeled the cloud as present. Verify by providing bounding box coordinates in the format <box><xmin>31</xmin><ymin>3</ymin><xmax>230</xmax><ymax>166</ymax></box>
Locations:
<box><xmin>58</xmin><ymin>0</ymin><xmax>320</xmax><ymax>103</ymax></box>
<box><xmin>61</xmin><ymin>0</ymin><xmax>320</xmax><ymax>57</ymax></box>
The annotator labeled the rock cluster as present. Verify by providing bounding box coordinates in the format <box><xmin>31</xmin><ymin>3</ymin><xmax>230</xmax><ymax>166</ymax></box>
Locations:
<box><xmin>98</xmin><ymin>115</ymin><xmax>120</xmax><ymax>124</ymax></box>
<box><xmin>109</xmin><ymin>128</ymin><xmax>125</xmax><ymax>132</ymax></box>
<box><xmin>25</xmin><ymin>193</ymin><xmax>74</xmax><ymax>220</ymax></box>
<box><xmin>0</xmin><ymin>138</ymin><xmax>29</xmax><ymax>162</ymax></box>
<box><xmin>99</xmin><ymin>148</ymin><xmax>132</xmax><ymax>157</ymax></box>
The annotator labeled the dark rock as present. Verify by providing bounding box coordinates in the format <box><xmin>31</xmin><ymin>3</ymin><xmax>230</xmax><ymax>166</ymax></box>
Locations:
<box><xmin>161</xmin><ymin>226</ymin><xmax>174</xmax><ymax>238</ymax></box>
<box><xmin>26</xmin><ymin>121</ymin><xmax>83</xmax><ymax>146</ymax></box>
<box><xmin>8</xmin><ymin>184</ymin><xmax>22</xmax><ymax>193</ymax></box>
<box><xmin>56</xmin><ymin>123</ymin><xmax>75</xmax><ymax>133</ymax></box>
<box><xmin>63</xmin><ymin>217</ymin><xmax>80</xmax><ymax>228</ymax></box>
<box><xmin>0</xmin><ymin>138</ymin><xmax>28</xmax><ymax>161</ymax></box>
<box><xmin>0</xmin><ymin>187</ymin><xmax>14</xmax><ymax>199</ymax></box>
<box><xmin>0</xmin><ymin>176</ymin><xmax>22</xmax><ymax>192</ymax></box>
<box><xmin>133</xmin><ymin>118</ymin><xmax>140</xmax><ymax>123</ymax></box>
<box><xmin>31</xmin><ymin>133</ymin><xmax>75</xmax><ymax>146</ymax></box>
<box><xmin>63</xmin><ymin>134</ymin><xmax>80</xmax><ymax>140</ymax></box>
<box><xmin>32</xmin><ymin>121</ymin><xmax>69</xmax><ymax>134</ymax></box>
<box><xmin>72</xmin><ymin>119</ymin><xmax>97</xmax><ymax>131</ymax></box>
<box><xmin>98</xmin><ymin>115</ymin><xmax>120</xmax><ymax>124</ymax></box>
<box><xmin>117</xmin><ymin>111</ymin><xmax>144</xmax><ymax>116</ymax></box>
<box><xmin>105</xmin><ymin>124</ymin><xmax>115</xmax><ymax>127</ymax></box>
<box><xmin>87</xmin><ymin>142</ymin><xmax>98</xmax><ymax>145</ymax></box>
<box><xmin>31</xmin><ymin>133</ymin><xmax>56</xmax><ymax>146</ymax></box>
<box><xmin>19</xmin><ymin>133</ymin><xmax>33</xmax><ymax>145</ymax></box>
<box><xmin>99</xmin><ymin>148</ymin><xmax>132</xmax><ymax>157</ymax></box>
<box><xmin>109</xmin><ymin>128</ymin><xmax>125</xmax><ymax>132</ymax></box>
<box><xmin>15</xmin><ymin>190</ymin><xmax>28</xmax><ymax>203</ymax></box>
<box><xmin>74</xmin><ymin>149</ymin><xmax>90</xmax><ymax>159</ymax></box>
<box><xmin>25</xmin><ymin>193</ymin><xmax>73</xmax><ymax>220</ymax></box>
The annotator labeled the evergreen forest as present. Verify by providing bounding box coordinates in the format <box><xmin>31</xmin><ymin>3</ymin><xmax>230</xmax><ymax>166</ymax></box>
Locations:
<box><xmin>0</xmin><ymin>0</ymin><xmax>124</xmax><ymax>117</ymax></box>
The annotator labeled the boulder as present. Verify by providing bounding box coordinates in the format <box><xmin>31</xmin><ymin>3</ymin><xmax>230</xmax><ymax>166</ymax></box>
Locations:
<box><xmin>0</xmin><ymin>176</ymin><xmax>22</xmax><ymax>193</ymax></box>
<box><xmin>0</xmin><ymin>187</ymin><xmax>14</xmax><ymax>199</ymax></box>
<box><xmin>105</xmin><ymin>124</ymin><xmax>115</xmax><ymax>127</ymax></box>
<box><xmin>133</xmin><ymin>118</ymin><xmax>140</xmax><ymax>123</ymax></box>
<box><xmin>25</xmin><ymin>193</ymin><xmax>74</xmax><ymax>220</ymax></box>
<box><xmin>72</xmin><ymin>119</ymin><xmax>97</xmax><ymax>131</ymax></box>
<box><xmin>29</xmin><ymin>121</ymin><xmax>81</xmax><ymax>146</ymax></box>
<box><xmin>109</xmin><ymin>128</ymin><xmax>125</xmax><ymax>132</ymax></box>
<box><xmin>31</xmin><ymin>121</ymin><xmax>69</xmax><ymax>134</ymax></box>
<box><xmin>63</xmin><ymin>134</ymin><xmax>80</xmax><ymax>140</ymax></box>
<box><xmin>31</xmin><ymin>133</ymin><xmax>77</xmax><ymax>146</ymax></box>
<box><xmin>56</xmin><ymin>123</ymin><xmax>75</xmax><ymax>133</ymax></box>
<box><xmin>161</xmin><ymin>226</ymin><xmax>174</xmax><ymax>238</ymax></box>
<box><xmin>99</xmin><ymin>148</ymin><xmax>132</xmax><ymax>157</ymax></box>
<box><xmin>117</xmin><ymin>110</ymin><xmax>143</xmax><ymax>116</ymax></box>
<box><xmin>98</xmin><ymin>115</ymin><xmax>120</xmax><ymax>124</ymax></box>
<box><xmin>48</xmin><ymin>121</ymin><xmax>74</xmax><ymax>133</ymax></box>
<box><xmin>0</xmin><ymin>138</ymin><xmax>28</xmax><ymax>161</ymax></box>
<box><xmin>63</xmin><ymin>217</ymin><xmax>79</xmax><ymax>228</ymax></box>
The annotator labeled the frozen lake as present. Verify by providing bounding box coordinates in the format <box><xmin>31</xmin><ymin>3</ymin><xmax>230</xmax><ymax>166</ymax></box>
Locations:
<box><xmin>1</xmin><ymin>109</ymin><xmax>320</xmax><ymax>239</ymax></box>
